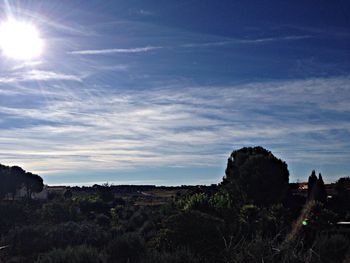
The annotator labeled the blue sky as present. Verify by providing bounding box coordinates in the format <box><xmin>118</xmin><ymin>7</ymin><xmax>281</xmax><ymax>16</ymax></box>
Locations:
<box><xmin>0</xmin><ymin>0</ymin><xmax>350</xmax><ymax>185</ymax></box>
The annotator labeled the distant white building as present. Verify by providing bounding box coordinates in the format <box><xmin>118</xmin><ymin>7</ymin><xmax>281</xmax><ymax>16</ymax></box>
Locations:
<box><xmin>33</xmin><ymin>185</ymin><xmax>49</xmax><ymax>200</ymax></box>
<box><xmin>5</xmin><ymin>185</ymin><xmax>49</xmax><ymax>200</ymax></box>
<box><xmin>4</xmin><ymin>185</ymin><xmax>67</xmax><ymax>201</ymax></box>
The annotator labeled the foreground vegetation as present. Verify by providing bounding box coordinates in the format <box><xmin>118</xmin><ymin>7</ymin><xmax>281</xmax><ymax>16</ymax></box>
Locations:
<box><xmin>0</xmin><ymin>147</ymin><xmax>349</xmax><ymax>262</ymax></box>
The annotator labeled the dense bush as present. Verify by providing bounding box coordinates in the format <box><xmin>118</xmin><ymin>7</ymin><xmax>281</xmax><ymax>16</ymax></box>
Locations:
<box><xmin>1</xmin><ymin>147</ymin><xmax>350</xmax><ymax>263</ymax></box>
<box><xmin>41</xmin><ymin>201</ymin><xmax>78</xmax><ymax>223</ymax></box>
<box><xmin>153</xmin><ymin>210</ymin><xmax>225</xmax><ymax>261</ymax></box>
<box><xmin>143</xmin><ymin>248</ymin><xmax>199</xmax><ymax>263</ymax></box>
<box><xmin>36</xmin><ymin>245</ymin><xmax>106</xmax><ymax>263</ymax></box>
<box><xmin>0</xmin><ymin>202</ymin><xmax>29</xmax><ymax>234</ymax></box>
<box><xmin>5</xmin><ymin>222</ymin><xmax>111</xmax><ymax>259</ymax></box>
<box><xmin>105</xmin><ymin>233</ymin><xmax>145</xmax><ymax>263</ymax></box>
<box><xmin>315</xmin><ymin>234</ymin><xmax>349</xmax><ymax>263</ymax></box>
<box><xmin>76</xmin><ymin>195</ymin><xmax>110</xmax><ymax>215</ymax></box>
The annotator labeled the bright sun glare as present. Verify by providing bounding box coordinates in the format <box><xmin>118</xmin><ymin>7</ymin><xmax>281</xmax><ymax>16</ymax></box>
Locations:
<box><xmin>0</xmin><ymin>19</ymin><xmax>44</xmax><ymax>60</ymax></box>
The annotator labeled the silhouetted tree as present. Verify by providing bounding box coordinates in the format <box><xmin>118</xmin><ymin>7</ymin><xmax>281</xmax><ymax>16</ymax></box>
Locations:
<box><xmin>335</xmin><ymin>177</ymin><xmax>350</xmax><ymax>199</ymax></box>
<box><xmin>333</xmin><ymin>177</ymin><xmax>350</xmax><ymax>214</ymax></box>
<box><xmin>9</xmin><ymin>166</ymin><xmax>29</xmax><ymax>199</ymax></box>
<box><xmin>308</xmin><ymin>170</ymin><xmax>318</xmax><ymax>199</ymax></box>
<box><xmin>0</xmin><ymin>165</ymin><xmax>25</xmax><ymax>199</ymax></box>
<box><xmin>308</xmin><ymin>171</ymin><xmax>327</xmax><ymax>203</ymax></box>
<box><xmin>0</xmin><ymin>164</ymin><xmax>11</xmax><ymax>198</ymax></box>
<box><xmin>23</xmin><ymin>172</ymin><xmax>43</xmax><ymax>199</ymax></box>
<box><xmin>317</xmin><ymin>173</ymin><xmax>327</xmax><ymax>203</ymax></box>
<box><xmin>222</xmin><ymin>146</ymin><xmax>289</xmax><ymax>206</ymax></box>
<box><xmin>0</xmin><ymin>164</ymin><xmax>44</xmax><ymax>200</ymax></box>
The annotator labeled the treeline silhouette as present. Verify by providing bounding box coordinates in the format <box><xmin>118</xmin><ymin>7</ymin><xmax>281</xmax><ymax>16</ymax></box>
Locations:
<box><xmin>0</xmin><ymin>146</ymin><xmax>349</xmax><ymax>263</ymax></box>
<box><xmin>0</xmin><ymin>164</ymin><xmax>43</xmax><ymax>199</ymax></box>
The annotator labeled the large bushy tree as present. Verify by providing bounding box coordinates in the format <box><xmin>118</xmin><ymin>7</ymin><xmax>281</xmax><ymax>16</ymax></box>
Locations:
<box><xmin>0</xmin><ymin>163</ymin><xmax>43</xmax><ymax>199</ymax></box>
<box><xmin>222</xmin><ymin>146</ymin><xmax>289</xmax><ymax>206</ymax></box>
<box><xmin>24</xmin><ymin>172</ymin><xmax>44</xmax><ymax>198</ymax></box>
<box><xmin>335</xmin><ymin>177</ymin><xmax>350</xmax><ymax>200</ymax></box>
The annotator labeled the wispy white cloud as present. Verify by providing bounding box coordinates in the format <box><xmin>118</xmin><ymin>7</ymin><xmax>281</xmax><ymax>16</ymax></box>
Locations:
<box><xmin>181</xmin><ymin>35</ymin><xmax>311</xmax><ymax>48</ymax></box>
<box><xmin>239</xmin><ymin>35</ymin><xmax>311</xmax><ymax>43</ymax></box>
<box><xmin>0</xmin><ymin>76</ymin><xmax>350</xmax><ymax>178</ymax></box>
<box><xmin>70</xmin><ymin>46</ymin><xmax>162</xmax><ymax>55</ymax></box>
<box><xmin>26</xmin><ymin>70</ymin><xmax>83</xmax><ymax>82</ymax></box>
<box><xmin>11</xmin><ymin>61</ymin><xmax>43</xmax><ymax>71</ymax></box>
<box><xmin>69</xmin><ymin>35</ymin><xmax>308</xmax><ymax>56</ymax></box>
<box><xmin>0</xmin><ymin>70</ymin><xmax>82</xmax><ymax>83</ymax></box>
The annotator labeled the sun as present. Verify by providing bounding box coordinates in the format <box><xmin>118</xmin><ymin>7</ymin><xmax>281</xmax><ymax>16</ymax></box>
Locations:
<box><xmin>0</xmin><ymin>19</ymin><xmax>44</xmax><ymax>60</ymax></box>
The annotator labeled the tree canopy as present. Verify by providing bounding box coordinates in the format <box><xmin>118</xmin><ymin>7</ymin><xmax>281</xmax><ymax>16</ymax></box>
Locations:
<box><xmin>222</xmin><ymin>146</ymin><xmax>289</xmax><ymax>206</ymax></box>
<box><xmin>0</xmin><ymin>163</ymin><xmax>43</xmax><ymax>199</ymax></box>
